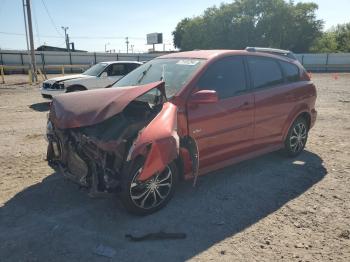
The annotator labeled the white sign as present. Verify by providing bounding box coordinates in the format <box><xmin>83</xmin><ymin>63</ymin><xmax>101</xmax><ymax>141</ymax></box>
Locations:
<box><xmin>147</xmin><ymin>33</ymin><xmax>163</xmax><ymax>45</ymax></box>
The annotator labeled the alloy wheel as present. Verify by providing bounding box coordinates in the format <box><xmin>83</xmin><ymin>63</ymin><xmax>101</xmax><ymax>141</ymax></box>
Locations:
<box><xmin>129</xmin><ymin>166</ymin><xmax>173</xmax><ymax>210</ymax></box>
<box><xmin>289</xmin><ymin>122</ymin><xmax>307</xmax><ymax>153</ymax></box>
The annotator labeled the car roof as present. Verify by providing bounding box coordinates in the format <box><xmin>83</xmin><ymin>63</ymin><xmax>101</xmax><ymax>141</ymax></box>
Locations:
<box><xmin>159</xmin><ymin>49</ymin><xmax>297</xmax><ymax>63</ymax></box>
<box><xmin>159</xmin><ymin>50</ymin><xmax>246</xmax><ymax>60</ymax></box>
<box><xmin>99</xmin><ymin>61</ymin><xmax>143</xmax><ymax>65</ymax></box>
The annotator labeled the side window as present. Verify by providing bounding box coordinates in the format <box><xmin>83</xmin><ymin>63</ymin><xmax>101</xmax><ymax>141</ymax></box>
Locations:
<box><xmin>197</xmin><ymin>56</ymin><xmax>247</xmax><ymax>99</ymax></box>
<box><xmin>126</xmin><ymin>63</ymin><xmax>140</xmax><ymax>74</ymax></box>
<box><xmin>108</xmin><ymin>64</ymin><xmax>127</xmax><ymax>76</ymax></box>
<box><xmin>247</xmin><ymin>56</ymin><xmax>284</xmax><ymax>89</ymax></box>
<box><xmin>280</xmin><ymin>61</ymin><xmax>300</xmax><ymax>82</ymax></box>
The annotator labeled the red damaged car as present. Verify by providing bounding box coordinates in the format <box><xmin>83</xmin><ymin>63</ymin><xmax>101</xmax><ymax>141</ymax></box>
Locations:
<box><xmin>46</xmin><ymin>49</ymin><xmax>317</xmax><ymax>215</ymax></box>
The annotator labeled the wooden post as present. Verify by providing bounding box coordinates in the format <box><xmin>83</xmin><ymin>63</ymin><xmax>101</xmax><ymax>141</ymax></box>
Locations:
<box><xmin>37</xmin><ymin>68</ymin><xmax>45</xmax><ymax>81</ymax></box>
<box><xmin>28</xmin><ymin>69</ymin><xmax>32</xmax><ymax>85</ymax></box>
<box><xmin>0</xmin><ymin>66</ymin><xmax>5</xmax><ymax>84</ymax></box>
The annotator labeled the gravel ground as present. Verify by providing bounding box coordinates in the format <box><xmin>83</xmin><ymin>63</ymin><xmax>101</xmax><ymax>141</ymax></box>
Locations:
<box><xmin>0</xmin><ymin>73</ymin><xmax>349</xmax><ymax>262</ymax></box>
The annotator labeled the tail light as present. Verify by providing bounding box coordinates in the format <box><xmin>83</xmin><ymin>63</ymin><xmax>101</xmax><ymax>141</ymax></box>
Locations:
<box><xmin>301</xmin><ymin>70</ymin><xmax>311</xmax><ymax>81</ymax></box>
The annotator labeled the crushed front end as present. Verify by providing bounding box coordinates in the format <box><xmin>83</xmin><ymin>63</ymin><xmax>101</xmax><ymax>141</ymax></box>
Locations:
<box><xmin>46</xmin><ymin>82</ymin><xmax>174</xmax><ymax>197</ymax></box>
<box><xmin>47</xmin><ymin>99</ymin><xmax>163</xmax><ymax>196</ymax></box>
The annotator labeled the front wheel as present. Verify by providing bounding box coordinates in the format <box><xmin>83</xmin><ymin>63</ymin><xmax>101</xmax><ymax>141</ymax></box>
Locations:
<box><xmin>120</xmin><ymin>161</ymin><xmax>178</xmax><ymax>216</ymax></box>
<box><xmin>66</xmin><ymin>85</ymin><xmax>86</xmax><ymax>93</ymax></box>
<box><xmin>284</xmin><ymin>117</ymin><xmax>309</xmax><ymax>157</ymax></box>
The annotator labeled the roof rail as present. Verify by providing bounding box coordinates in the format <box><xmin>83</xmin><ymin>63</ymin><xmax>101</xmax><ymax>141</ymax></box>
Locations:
<box><xmin>245</xmin><ymin>47</ymin><xmax>297</xmax><ymax>60</ymax></box>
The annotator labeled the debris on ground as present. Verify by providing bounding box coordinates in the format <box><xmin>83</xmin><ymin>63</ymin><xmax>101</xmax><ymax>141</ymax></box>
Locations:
<box><xmin>93</xmin><ymin>244</ymin><xmax>116</xmax><ymax>258</ymax></box>
<box><xmin>338</xmin><ymin>230</ymin><xmax>350</xmax><ymax>239</ymax></box>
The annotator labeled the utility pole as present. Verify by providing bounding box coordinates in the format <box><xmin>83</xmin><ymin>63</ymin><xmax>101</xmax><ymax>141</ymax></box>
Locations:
<box><xmin>22</xmin><ymin>0</ymin><xmax>30</xmax><ymax>54</ymax></box>
<box><xmin>125</xmin><ymin>37</ymin><xmax>129</xmax><ymax>54</ymax></box>
<box><xmin>25</xmin><ymin>0</ymin><xmax>37</xmax><ymax>82</ymax></box>
<box><xmin>61</xmin><ymin>26</ymin><xmax>69</xmax><ymax>52</ymax></box>
<box><xmin>104</xmin><ymin>42</ymin><xmax>110</xmax><ymax>53</ymax></box>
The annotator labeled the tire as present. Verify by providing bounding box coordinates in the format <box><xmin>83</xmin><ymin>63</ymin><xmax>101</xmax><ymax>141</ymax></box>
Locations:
<box><xmin>120</xmin><ymin>160</ymin><xmax>178</xmax><ymax>216</ymax></box>
<box><xmin>284</xmin><ymin>117</ymin><xmax>309</xmax><ymax>157</ymax></box>
<box><xmin>66</xmin><ymin>85</ymin><xmax>86</xmax><ymax>93</ymax></box>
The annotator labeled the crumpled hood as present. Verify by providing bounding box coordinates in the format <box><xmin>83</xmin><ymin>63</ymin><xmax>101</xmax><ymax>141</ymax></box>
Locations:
<box><xmin>50</xmin><ymin>81</ymin><xmax>165</xmax><ymax>129</ymax></box>
<box><xmin>45</xmin><ymin>74</ymin><xmax>90</xmax><ymax>84</ymax></box>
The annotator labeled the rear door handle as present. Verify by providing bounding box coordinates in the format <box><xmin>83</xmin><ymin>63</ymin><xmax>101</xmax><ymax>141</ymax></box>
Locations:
<box><xmin>238</xmin><ymin>101</ymin><xmax>250</xmax><ymax>109</ymax></box>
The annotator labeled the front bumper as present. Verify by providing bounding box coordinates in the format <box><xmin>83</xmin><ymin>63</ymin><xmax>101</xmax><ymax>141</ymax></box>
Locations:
<box><xmin>41</xmin><ymin>87</ymin><xmax>66</xmax><ymax>98</ymax></box>
<box><xmin>47</xmin><ymin>135</ymin><xmax>90</xmax><ymax>187</ymax></box>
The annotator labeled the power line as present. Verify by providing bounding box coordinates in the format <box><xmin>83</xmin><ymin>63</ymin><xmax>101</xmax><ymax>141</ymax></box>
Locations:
<box><xmin>40</xmin><ymin>0</ymin><xmax>63</xmax><ymax>37</ymax></box>
<box><xmin>71</xmin><ymin>36</ymin><xmax>145</xmax><ymax>40</ymax></box>
<box><xmin>0</xmin><ymin>31</ymin><xmax>144</xmax><ymax>40</ymax></box>
<box><xmin>0</xmin><ymin>0</ymin><xmax>7</xmax><ymax>17</ymax></box>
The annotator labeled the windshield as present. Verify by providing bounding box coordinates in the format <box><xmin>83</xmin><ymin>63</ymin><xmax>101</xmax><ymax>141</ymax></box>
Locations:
<box><xmin>82</xmin><ymin>63</ymin><xmax>108</xmax><ymax>76</ymax></box>
<box><xmin>113</xmin><ymin>58</ymin><xmax>205</xmax><ymax>98</ymax></box>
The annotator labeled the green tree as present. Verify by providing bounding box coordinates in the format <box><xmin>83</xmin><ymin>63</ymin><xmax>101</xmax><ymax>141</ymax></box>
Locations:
<box><xmin>173</xmin><ymin>18</ymin><xmax>190</xmax><ymax>49</ymax></box>
<box><xmin>310</xmin><ymin>32</ymin><xmax>338</xmax><ymax>53</ymax></box>
<box><xmin>172</xmin><ymin>0</ymin><xmax>323</xmax><ymax>52</ymax></box>
<box><xmin>311</xmin><ymin>22</ymin><xmax>350</xmax><ymax>53</ymax></box>
<box><xmin>334</xmin><ymin>23</ymin><xmax>350</xmax><ymax>52</ymax></box>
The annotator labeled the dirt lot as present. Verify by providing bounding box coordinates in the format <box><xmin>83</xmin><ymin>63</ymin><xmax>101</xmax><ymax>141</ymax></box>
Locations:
<box><xmin>0</xmin><ymin>74</ymin><xmax>349</xmax><ymax>262</ymax></box>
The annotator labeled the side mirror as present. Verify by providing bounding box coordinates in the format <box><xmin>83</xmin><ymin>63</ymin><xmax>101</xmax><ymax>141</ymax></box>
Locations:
<box><xmin>189</xmin><ymin>90</ymin><xmax>218</xmax><ymax>104</ymax></box>
<box><xmin>100</xmin><ymin>72</ymin><xmax>108</xmax><ymax>78</ymax></box>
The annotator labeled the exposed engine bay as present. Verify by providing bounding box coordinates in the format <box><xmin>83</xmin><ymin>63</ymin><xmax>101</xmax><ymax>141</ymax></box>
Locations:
<box><xmin>47</xmin><ymin>100</ymin><xmax>163</xmax><ymax>196</ymax></box>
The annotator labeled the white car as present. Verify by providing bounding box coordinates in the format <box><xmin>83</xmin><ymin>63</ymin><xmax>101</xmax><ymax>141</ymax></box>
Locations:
<box><xmin>41</xmin><ymin>61</ymin><xmax>142</xmax><ymax>98</ymax></box>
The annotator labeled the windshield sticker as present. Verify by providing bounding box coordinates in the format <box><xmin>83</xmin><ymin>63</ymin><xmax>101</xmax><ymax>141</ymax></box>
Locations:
<box><xmin>176</xmin><ymin>60</ymin><xmax>200</xmax><ymax>66</ymax></box>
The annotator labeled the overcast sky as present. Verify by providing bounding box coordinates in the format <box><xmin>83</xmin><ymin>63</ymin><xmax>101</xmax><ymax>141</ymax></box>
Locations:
<box><xmin>0</xmin><ymin>0</ymin><xmax>349</xmax><ymax>52</ymax></box>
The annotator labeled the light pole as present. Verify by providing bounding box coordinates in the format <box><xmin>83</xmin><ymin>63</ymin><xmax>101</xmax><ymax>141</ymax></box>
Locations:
<box><xmin>105</xmin><ymin>42</ymin><xmax>110</xmax><ymax>53</ymax></box>
<box><xmin>61</xmin><ymin>26</ymin><xmax>69</xmax><ymax>51</ymax></box>
<box><xmin>130</xmin><ymin>44</ymin><xmax>134</xmax><ymax>54</ymax></box>
<box><xmin>125</xmin><ymin>37</ymin><xmax>129</xmax><ymax>53</ymax></box>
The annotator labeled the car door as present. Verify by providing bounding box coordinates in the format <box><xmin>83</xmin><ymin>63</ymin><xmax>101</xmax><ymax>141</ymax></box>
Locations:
<box><xmin>247</xmin><ymin>56</ymin><xmax>292</xmax><ymax>148</ymax></box>
<box><xmin>87</xmin><ymin>63</ymin><xmax>128</xmax><ymax>89</ymax></box>
<box><xmin>187</xmin><ymin>56</ymin><xmax>254</xmax><ymax>169</ymax></box>
<box><xmin>106</xmin><ymin>63</ymin><xmax>128</xmax><ymax>85</ymax></box>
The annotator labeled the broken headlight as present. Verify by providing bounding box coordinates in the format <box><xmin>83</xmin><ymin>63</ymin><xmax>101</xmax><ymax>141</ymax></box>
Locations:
<box><xmin>51</xmin><ymin>82</ymin><xmax>65</xmax><ymax>89</ymax></box>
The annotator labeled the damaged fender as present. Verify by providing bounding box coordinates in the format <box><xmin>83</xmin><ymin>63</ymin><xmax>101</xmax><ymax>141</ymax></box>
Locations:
<box><xmin>128</xmin><ymin>102</ymin><xmax>179</xmax><ymax>181</ymax></box>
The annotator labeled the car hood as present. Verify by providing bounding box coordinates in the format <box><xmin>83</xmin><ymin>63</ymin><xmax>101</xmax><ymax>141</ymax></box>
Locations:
<box><xmin>45</xmin><ymin>74</ymin><xmax>91</xmax><ymax>84</ymax></box>
<box><xmin>50</xmin><ymin>81</ymin><xmax>165</xmax><ymax>129</ymax></box>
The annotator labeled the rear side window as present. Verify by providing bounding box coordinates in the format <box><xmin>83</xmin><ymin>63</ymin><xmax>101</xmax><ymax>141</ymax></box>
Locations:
<box><xmin>198</xmin><ymin>56</ymin><xmax>247</xmax><ymax>99</ymax></box>
<box><xmin>108</xmin><ymin>64</ymin><xmax>127</xmax><ymax>76</ymax></box>
<box><xmin>280</xmin><ymin>61</ymin><xmax>300</xmax><ymax>82</ymax></box>
<box><xmin>247</xmin><ymin>56</ymin><xmax>284</xmax><ymax>89</ymax></box>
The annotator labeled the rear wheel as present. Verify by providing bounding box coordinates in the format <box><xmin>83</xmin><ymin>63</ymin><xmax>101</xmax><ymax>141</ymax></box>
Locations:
<box><xmin>284</xmin><ymin>117</ymin><xmax>309</xmax><ymax>157</ymax></box>
<box><xmin>120</xmin><ymin>160</ymin><xmax>178</xmax><ymax>215</ymax></box>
